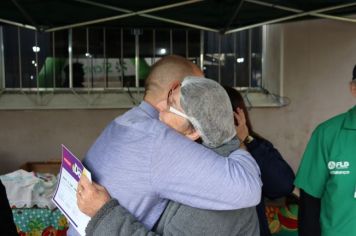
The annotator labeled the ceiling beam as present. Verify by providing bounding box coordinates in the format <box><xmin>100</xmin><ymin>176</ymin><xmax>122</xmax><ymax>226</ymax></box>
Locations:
<box><xmin>0</xmin><ymin>17</ymin><xmax>36</xmax><ymax>30</ymax></box>
<box><xmin>313</xmin><ymin>12</ymin><xmax>356</xmax><ymax>23</ymax></box>
<box><xmin>46</xmin><ymin>0</ymin><xmax>219</xmax><ymax>33</ymax></box>
<box><xmin>225</xmin><ymin>12</ymin><xmax>308</xmax><ymax>34</ymax></box>
<box><xmin>225</xmin><ymin>1</ymin><xmax>356</xmax><ymax>34</ymax></box>
<box><xmin>73</xmin><ymin>0</ymin><xmax>196</xmax><ymax>14</ymax></box>
<box><xmin>4</xmin><ymin>0</ymin><xmax>354</xmax><ymax>34</ymax></box>
<box><xmin>245</xmin><ymin>0</ymin><xmax>302</xmax><ymax>13</ymax></box>
<box><xmin>10</xmin><ymin>0</ymin><xmax>39</xmax><ymax>30</ymax></box>
<box><xmin>246</xmin><ymin>0</ymin><xmax>356</xmax><ymax>23</ymax></box>
<box><xmin>221</xmin><ymin>0</ymin><xmax>245</xmax><ymax>34</ymax></box>
<box><xmin>133</xmin><ymin>14</ymin><xmax>219</xmax><ymax>32</ymax></box>
<box><xmin>72</xmin><ymin>0</ymin><xmax>218</xmax><ymax>32</ymax></box>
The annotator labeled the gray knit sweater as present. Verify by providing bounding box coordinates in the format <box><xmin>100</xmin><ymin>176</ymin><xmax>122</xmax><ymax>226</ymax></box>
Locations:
<box><xmin>86</xmin><ymin>138</ymin><xmax>260</xmax><ymax>236</ymax></box>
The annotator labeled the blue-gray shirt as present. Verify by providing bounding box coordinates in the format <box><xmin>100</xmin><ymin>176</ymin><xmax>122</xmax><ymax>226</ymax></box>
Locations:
<box><xmin>68</xmin><ymin>101</ymin><xmax>261</xmax><ymax>236</ymax></box>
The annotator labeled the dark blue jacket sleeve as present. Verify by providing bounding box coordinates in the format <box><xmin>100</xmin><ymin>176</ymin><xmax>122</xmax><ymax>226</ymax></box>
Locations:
<box><xmin>0</xmin><ymin>180</ymin><xmax>18</xmax><ymax>236</ymax></box>
<box><xmin>298</xmin><ymin>189</ymin><xmax>321</xmax><ymax>236</ymax></box>
<box><xmin>246</xmin><ymin>138</ymin><xmax>295</xmax><ymax>199</ymax></box>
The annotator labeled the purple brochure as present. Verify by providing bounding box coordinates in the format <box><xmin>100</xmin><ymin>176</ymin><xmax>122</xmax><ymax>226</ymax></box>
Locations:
<box><xmin>52</xmin><ymin>145</ymin><xmax>91</xmax><ymax>236</ymax></box>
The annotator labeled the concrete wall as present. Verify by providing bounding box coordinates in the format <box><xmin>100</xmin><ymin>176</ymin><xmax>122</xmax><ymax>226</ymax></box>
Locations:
<box><xmin>0</xmin><ymin>17</ymin><xmax>356</xmax><ymax>174</ymax></box>
<box><xmin>250</xmin><ymin>18</ymin><xmax>356</xmax><ymax>172</ymax></box>
<box><xmin>0</xmin><ymin>109</ymin><xmax>125</xmax><ymax>174</ymax></box>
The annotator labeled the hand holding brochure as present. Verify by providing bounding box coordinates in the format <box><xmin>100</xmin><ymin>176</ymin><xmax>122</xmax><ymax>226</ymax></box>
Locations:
<box><xmin>52</xmin><ymin>145</ymin><xmax>92</xmax><ymax>236</ymax></box>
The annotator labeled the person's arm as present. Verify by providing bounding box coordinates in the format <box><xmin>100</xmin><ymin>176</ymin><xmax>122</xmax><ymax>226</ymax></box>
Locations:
<box><xmin>294</xmin><ymin>124</ymin><xmax>330</xmax><ymax>236</ymax></box>
<box><xmin>298</xmin><ymin>189</ymin><xmax>321</xmax><ymax>236</ymax></box>
<box><xmin>77</xmin><ymin>176</ymin><xmax>160</xmax><ymax>236</ymax></box>
<box><xmin>0</xmin><ymin>180</ymin><xmax>18</xmax><ymax>236</ymax></box>
<box><xmin>86</xmin><ymin>199</ymin><xmax>160</xmax><ymax>236</ymax></box>
<box><xmin>246</xmin><ymin>138</ymin><xmax>295</xmax><ymax>199</ymax></box>
<box><xmin>151</xmin><ymin>125</ymin><xmax>262</xmax><ymax>211</ymax></box>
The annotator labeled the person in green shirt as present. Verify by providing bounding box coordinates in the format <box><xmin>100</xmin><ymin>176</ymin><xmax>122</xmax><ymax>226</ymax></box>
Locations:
<box><xmin>294</xmin><ymin>65</ymin><xmax>356</xmax><ymax>236</ymax></box>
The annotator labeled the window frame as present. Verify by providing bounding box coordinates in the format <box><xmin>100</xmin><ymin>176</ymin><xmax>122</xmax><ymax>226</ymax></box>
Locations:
<box><xmin>0</xmin><ymin>25</ymin><xmax>284</xmax><ymax>109</ymax></box>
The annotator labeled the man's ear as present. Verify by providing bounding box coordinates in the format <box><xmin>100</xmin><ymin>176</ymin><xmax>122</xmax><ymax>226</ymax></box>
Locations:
<box><xmin>168</xmin><ymin>80</ymin><xmax>181</xmax><ymax>91</ymax></box>
<box><xmin>185</xmin><ymin>129</ymin><xmax>201</xmax><ymax>141</ymax></box>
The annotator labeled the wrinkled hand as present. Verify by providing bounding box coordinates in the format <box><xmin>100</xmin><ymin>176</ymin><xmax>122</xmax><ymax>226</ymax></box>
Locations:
<box><xmin>76</xmin><ymin>174</ymin><xmax>111</xmax><ymax>217</ymax></box>
<box><xmin>234</xmin><ymin>108</ymin><xmax>249</xmax><ymax>142</ymax></box>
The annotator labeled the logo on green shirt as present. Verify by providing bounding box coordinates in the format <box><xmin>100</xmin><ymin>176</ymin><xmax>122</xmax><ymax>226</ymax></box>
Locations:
<box><xmin>328</xmin><ymin>161</ymin><xmax>350</xmax><ymax>175</ymax></box>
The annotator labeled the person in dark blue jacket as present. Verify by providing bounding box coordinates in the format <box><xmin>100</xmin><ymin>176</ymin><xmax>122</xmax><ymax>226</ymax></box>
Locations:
<box><xmin>224</xmin><ymin>86</ymin><xmax>295</xmax><ymax>236</ymax></box>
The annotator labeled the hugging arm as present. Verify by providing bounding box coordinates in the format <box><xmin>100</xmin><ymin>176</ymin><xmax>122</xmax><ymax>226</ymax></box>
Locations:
<box><xmin>151</xmin><ymin>129</ymin><xmax>262</xmax><ymax>210</ymax></box>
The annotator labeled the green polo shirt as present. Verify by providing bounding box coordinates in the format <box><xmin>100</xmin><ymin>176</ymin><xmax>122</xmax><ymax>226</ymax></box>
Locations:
<box><xmin>295</xmin><ymin>106</ymin><xmax>356</xmax><ymax>236</ymax></box>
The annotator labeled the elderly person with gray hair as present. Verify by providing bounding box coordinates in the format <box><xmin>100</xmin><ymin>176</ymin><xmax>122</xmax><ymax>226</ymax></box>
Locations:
<box><xmin>77</xmin><ymin>77</ymin><xmax>261</xmax><ymax>236</ymax></box>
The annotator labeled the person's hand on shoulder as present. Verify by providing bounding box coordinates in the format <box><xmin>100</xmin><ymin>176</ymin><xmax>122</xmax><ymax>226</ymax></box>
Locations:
<box><xmin>239</xmin><ymin>143</ymin><xmax>247</xmax><ymax>150</ymax></box>
<box><xmin>77</xmin><ymin>174</ymin><xmax>111</xmax><ymax>217</ymax></box>
<box><xmin>234</xmin><ymin>108</ymin><xmax>249</xmax><ymax>143</ymax></box>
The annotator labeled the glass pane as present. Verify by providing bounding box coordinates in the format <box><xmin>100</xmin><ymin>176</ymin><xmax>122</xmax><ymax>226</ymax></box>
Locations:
<box><xmin>36</xmin><ymin>31</ymin><xmax>52</xmax><ymax>88</ymax></box>
<box><xmin>65</xmin><ymin>28</ymin><xmax>85</xmax><ymax>88</ymax></box>
<box><xmin>88</xmin><ymin>28</ymin><xmax>104</xmax><ymax>88</ymax></box>
<box><xmin>106</xmin><ymin>28</ymin><xmax>123</xmax><ymax>88</ymax></box>
<box><xmin>121</xmin><ymin>29</ymin><xmax>136</xmax><ymax>87</ymax></box>
<box><xmin>139</xmin><ymin>30</ymin><xmax>153</xmax><ymax>87</ymax></box>
<box><xmin>52</xmin><ymin>30</ymin><xmax>68</xmax><ymax>88</ymax></box>
<box><xmin>203</xmin><ymin>31</ymin><xmax>219</xmax><ymax>82</ymax></box>
<box><xmin>235</xmin><ymin>30</ymin><xmax>249</xmax><ymax>87</ymax></box>
<box><xmin>187</xmin><ymin>30</ymin><xmax>200</xmax><ymax>61</ymax></box>
<box><xmin>155</xmin><ymin>29</ymin><xmax>170</xmax><ymax>58</ymax></box>
<box><xmin>3</xmin><ymin>26</ymin><xmax>20</xmax><ymax>88</ymax></box>
<box><xmin>172</xmin><ymin>30</ymin><xmax>186</xmax><ymax>57</ymax></box>
<box><xmin>2</xmin><ymin>26</ymin><xmax>263</xmax><ymax>90</ymax></box>
<box><xmin>20</xmin><ymin>28</ymin><xmax>37</xmax><ymax>88</ymax></box>
<box><xmin>251</xmin><ymin>27</ymin><xmax>262</xmax><ymax>87</ymax></box>
<box><xmin>220</xmin><ymin>33</ymin><xmax>235</xmax><ymax>87</ymax></box>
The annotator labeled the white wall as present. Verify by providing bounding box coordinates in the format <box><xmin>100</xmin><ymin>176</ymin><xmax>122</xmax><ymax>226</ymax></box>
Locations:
<box><xmin>250</xmin><ymin>18</ymin><xmax>356</xmax><ymax>172</ymax></box>
<box><xmin>0</xmin><ymin>109</ymin><xmax>125</xmax><ymax>174</ymax></box>
<box><xmin>0</xmin><ymin>17</ymin><xmax>356</xmax><ymax>174</ymax></box>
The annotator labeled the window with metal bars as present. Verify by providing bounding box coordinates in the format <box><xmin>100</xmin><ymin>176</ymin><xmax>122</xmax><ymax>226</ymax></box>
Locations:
<box><xmin>0</xmin><ymin>25</ymin><xmax>267</xmax><ymax>109</ymax></box>
<box><xmin>0</xmin><ymin>25</ymin><xmax>262</xmax><ymax>90</ymax></box>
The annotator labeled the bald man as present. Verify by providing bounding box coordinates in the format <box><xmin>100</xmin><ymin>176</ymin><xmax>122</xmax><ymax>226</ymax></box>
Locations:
<box><xmin>68</xmin><ymin>55</ymin><xmax>262</xmax><ymax>236</ymax></box>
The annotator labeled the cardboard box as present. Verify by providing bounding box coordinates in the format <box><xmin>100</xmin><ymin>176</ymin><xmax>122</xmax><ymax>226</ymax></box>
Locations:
<box><xmin>20</xmin><ymin>161</ymin><xmax>61</xmax><ymax>174</ymax></box>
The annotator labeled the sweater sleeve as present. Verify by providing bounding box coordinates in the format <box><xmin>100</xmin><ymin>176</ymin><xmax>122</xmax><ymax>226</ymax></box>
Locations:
<box><xmin>298</xmin><ymin>189</ymin><xmax>321</xmax><ymax>236</ymax></box>
<box><xmin>86</xmin><ymin>199</ymin><xmax>160</xmax><ymax>236</ymax></box>
<box><xmin>246</xmin><ymin>138</ymin><xmax>295</xmax><ymax>199</ymax></box>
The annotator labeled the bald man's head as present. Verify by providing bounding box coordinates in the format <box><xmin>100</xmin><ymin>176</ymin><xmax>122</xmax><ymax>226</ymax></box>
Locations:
<box><xmin>144</xmin><ymin>55</ymin><xmax>203</xmax><ymax>106</ymax></box>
